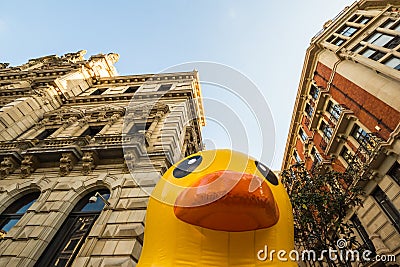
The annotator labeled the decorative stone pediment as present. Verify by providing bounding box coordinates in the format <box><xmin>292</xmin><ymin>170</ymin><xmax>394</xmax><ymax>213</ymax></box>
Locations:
<box><xmin>44</xmin><ymin>107</ymin><xmax>85</xmax><ymax>123</ymax></box>
<box><xmin>126</xmin><ymin>102</ymin><xmax>169</xmax><ymax>121</ymax></box>
<box><xmin>61</xmin><ymin>50</ymin><xmax>87</xmax><ymax>63</ymax></box>
<box><xmin>0</xmin><ymin>81</ymin><xmax>31</xmax><ymax>90</ymax></box>
<box><xmin>85</xmin><ymin>104</ymin><xmax>125</xmax><ymax>115</ymax></box>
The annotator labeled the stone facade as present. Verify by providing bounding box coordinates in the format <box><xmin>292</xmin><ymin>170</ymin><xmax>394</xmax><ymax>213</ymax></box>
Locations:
<box><xmin>283</xmin><ymin>1</ymin><xmax>400</xmax><ymax>266</ymax></box>
<box><xmin>0</xmin><ymin>51</ymin><xmax>204</xmax><ymax>266</ymax></box>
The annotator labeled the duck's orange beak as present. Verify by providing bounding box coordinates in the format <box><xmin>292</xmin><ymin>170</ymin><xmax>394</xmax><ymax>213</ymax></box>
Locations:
<box><xmin>174</xmin><ymin>170</ymin><xmax>279</xmax><ymax>232</ymax></box>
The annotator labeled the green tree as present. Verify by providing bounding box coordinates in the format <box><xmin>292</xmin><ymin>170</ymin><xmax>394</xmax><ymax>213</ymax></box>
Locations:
<box><xmin>281</xmin><ymin>163</ymin><xmax>366</xmax><ymax>266</ymax></box>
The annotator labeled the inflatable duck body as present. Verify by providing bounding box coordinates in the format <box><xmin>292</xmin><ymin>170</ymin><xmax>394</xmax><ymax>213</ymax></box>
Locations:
<box><xmin>137</xmin><ymin>149</ymin><xmax>296</xmax><ymax>266</ymax></box>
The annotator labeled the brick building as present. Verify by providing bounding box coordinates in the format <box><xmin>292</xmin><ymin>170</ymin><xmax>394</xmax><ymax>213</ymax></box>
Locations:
<box><xmin>282</xmin><ymin>0</ymin><xmax>400</xmax><ymax>265</ymax></box>
<box><xmin>0</xmin><ymin>50</ymin><xmax>204</xmax><ymax>266</ymax></box>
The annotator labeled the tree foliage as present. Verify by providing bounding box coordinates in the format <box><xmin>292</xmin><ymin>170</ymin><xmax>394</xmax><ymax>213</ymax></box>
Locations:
<box><xmin>281</xmin><ymin>163</ymin><xmax>365</xmax><ymax>266</ymax></box>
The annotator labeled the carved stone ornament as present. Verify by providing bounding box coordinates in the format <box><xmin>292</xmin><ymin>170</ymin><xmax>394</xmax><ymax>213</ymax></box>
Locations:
<box><xmin>123</xmin><ymin>151</ymin><xmax>137</xmax><ymax>173</ymax></box>
<box><xmin>0</xmin><ymin>157</ymin><xmax>17</xmax><ymax>178</ymax></box>
<box><xmin>81</xmin><ymin>151</ymin><xmax>97</xmax><ymax>175</ymax></box>
<box><xmin>0</xmin><ymin>63</ymin><xmax>10</xmax><ymax>69</ymax></box>
<box><xmin>20</xmin><ymin>155</ymin><xmax>38</xmax><ymax>177</ymax></box>
<box><xmin>59</xmin><ymin>153</ymin><xmax>75</xmax><ymax>176</ymax></box>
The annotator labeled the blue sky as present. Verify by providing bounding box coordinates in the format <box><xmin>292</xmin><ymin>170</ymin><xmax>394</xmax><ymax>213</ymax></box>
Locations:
<box><xmin>0</xmin><ymin>0</ymin><xmax>354</xmax><ymax>169</ymax></box>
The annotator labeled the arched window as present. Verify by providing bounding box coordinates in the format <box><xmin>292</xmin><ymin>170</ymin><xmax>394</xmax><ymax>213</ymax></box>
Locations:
<box><xmin>0</xmin><ymin>191</ymin><xmax>40</xmax><ymax>238</ymax></box>
<box><xmin>35</xmin><ymin>189</ymin><xmax>110</xmax><ymax>267</ymax></box>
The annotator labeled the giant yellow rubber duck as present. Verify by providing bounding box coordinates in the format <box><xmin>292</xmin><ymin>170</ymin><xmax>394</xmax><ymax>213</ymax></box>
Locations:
<box><xmin>137</xmin><ymin>149</ymin><xmax>296</xmax><ymax>266</ymax></box>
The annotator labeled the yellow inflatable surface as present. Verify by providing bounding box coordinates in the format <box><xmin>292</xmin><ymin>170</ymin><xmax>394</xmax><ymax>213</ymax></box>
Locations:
<box><xmin>137</xmin><ymin>149</ymin><xmax>296</xmax><ymax>266</ymax></box>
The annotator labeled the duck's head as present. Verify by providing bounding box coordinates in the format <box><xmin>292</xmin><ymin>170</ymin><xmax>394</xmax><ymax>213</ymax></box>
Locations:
<box><xmin>139</xmin><ymin>149</ymin><xmax>295</xmax><ymax>266</ymax></box>
<box><xmin>152</xmin><ymin>149</ymin><xmax>288</xmax><ymax>232</ymax></box>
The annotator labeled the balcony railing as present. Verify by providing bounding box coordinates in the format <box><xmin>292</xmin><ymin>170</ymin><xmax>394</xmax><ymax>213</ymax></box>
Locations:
<box><xmin>345</xmin><ymin>132</ymin><xmax>382</xmax><ymax>182</ymax></box>
<box><xmin>37</xmin><ymin>137</ymin><xmax>90</xmax><ymax>148</ymax></box>
<box><xmin>0</xmin><ymin>140</ymin><xmax>36</xmax><ymax>151</ymax></box>
<box><xmin>92</xmin><ymin>134</ymin><xmax>145</xmax><ymax>146</ymax></box>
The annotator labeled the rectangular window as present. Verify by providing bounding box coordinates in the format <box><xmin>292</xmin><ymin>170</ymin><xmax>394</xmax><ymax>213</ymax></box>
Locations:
<box><xmin>158</xmin><ymin>84</ymin><xmax>172</xmax><ymax>91</ymax></box>
<box><xmin>351</xmin><ymin>44</ymin><xmax>363</xmax><ymax>53</ymax></box>
<box><xmin>91</xmin><ymin>88</ymin><xmax>108</xmax><ymax>96</ymax></box>
<box><xmin>320</xmin><ymin>121</ymin><xmax>333</xmax><ymax>140</ymax></box>
<box><xmin>372</xmin><ymin>186</ymin><xmax>400</xmax><ymax>233</ymax></box>
<box><xmin>339</xmin><ymin>26</ymin><xmax>358</xmax><ymax>37</ymax></box>
<box><xmin>312</xmin><ymin>147</ymin><xmax>323</xmax><ymax>163</ymax></box>
<box><xmin>361</xmin><ymin>48</ymin><xmax>385</xmax><ymax>61</ymax></box>
<box><xmin>356</xmin><ymin>16</ymin><xmax>371</xmax><ymax>25</ymax></box>
<box><xmin>384</xmin><ymin>56</ymin><xmax>400</xmax><ymax>70</ymax></box>
<box><xmin>293</xmin><ymin>150</ymin><xmax>302</xmax><ymax>163</ymax></box>
<box><xmin>35</xmin><ymin>128</ymin><xmax>58</xmax><ymax>140</ymax></box>
<box><xmin>381</xmin><ymin>19</ymin><xmax>396</xmax><ymax>29</ymax></box>
<box><xmin>351</xmin><ymin>124</ymin><xmax>370</xmax><ymax>148</ymax></box>
<box><xmin>350</xmin><ymin>214</ymin><xmax>376</xmax><ymax>253</ymax></box>
<box><xmin>299</xmin><ymin>128</ymin><xmax>308</xmax><ymax>142</ymax></box>
<box><xmin>326</xmin><ymin>100</ymin><xmax>342</xmax><ymax>120</ymax></box>
<box><xmin>394</xmin><ymin>23</ymin><xmax>400</xmax><ymax>32</ymax></box>
<box><xmin>80</xmin><ymin>126</ymin><xmax>104</xmax><ymax>138</ymax></box>
<box><xmin>367</xmin><ymin>33</ymin><xmax>395</xmax><ymax>47</ymax></box>
<box><xmin>348</xmin><ymin>15</ymin><xmax>358</xmax><ymax>23</ymax></box>
<box><xmin>340</xmin><ymin>146</ymin><xmax>353</xmax><ymax>164</ymax></box>
<box><xmin>333</xmin><ymin>38</ymin><xmax>345</xmax><ymax>46</ymax></box>
<box><xmin>309</xmin><ymin>84</ymin><xmax>319</xmax><ymax>100</ymax></box>
<box><xmin>384</xmin><ymin>36</ymin><xmax>400</xmax><ymax>49</ymax></box>
<box><xmin>124</xmin><ymin>86</ymin><xmax>140</xmax><ymax>94</ymax></box>
<box><xmin>387</xmin><ymin>161</ymin><xmax>400</xmax><ymax>186</ymax></box>
<box><xmin>305</xmin><ymin>103</ymin><xmax>314</xmax><ymax>117</ymax></box>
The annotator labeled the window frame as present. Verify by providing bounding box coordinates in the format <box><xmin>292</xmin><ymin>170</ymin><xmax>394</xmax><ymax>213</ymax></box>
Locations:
<box><xmin>35</xmin><ymin>190</ymin><xmax>110</xmax><ymax>267</ymax></box>
<box><xmin>0</xmin><ymin>192</ymin><xmax>40</xmax><ymax>236</ymax></box>
<box><xmin>372</xmin><ymin>186</ymin><xmax>400</xmax><ymax>233</ymax></box>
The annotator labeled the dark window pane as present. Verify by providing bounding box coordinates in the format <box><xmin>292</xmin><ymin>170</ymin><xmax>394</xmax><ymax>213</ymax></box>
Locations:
<box><xmin>369</xmin><ymin>51</ymin><xmax>385</xmax><ymax>61</ymax></box>
<box><xmin>80</xmin><ymin>126</ymin><xmax>104</xmax><ymax>138</ymax></box>
<box><xmin>362</xmin><ymin>48</ymin><xmax>377</xmax><ymax>58</ymax></box>
<box><xmin>305</xmin><ymin>103</ymin><xmax>314</xmax><ymax>117</ymax></box>
<box><xmin>340</xmin><ymin>146</ymin><xmax>352</xmax><ymax>164</ymax></box>
<box><xmin>351</xmin><ymin>124</ymin><xmax>371</xmax><ymax>148</ymax></box>
<box><xmin>299</xmin><ymin>128</ymin><xmax>308</xmax><ymax>142</ymax></box>
<box><xmin>384</xmin><ymin>56</ymin><xmax>400</xmax><ymax>70</ymax></box>
<box><xmin>388</xmin><ymin>161</ymin><xmax>400</xmax><ymax>186</ymax></box>
<box><xmin>90</xmin><ymin>88</ymin><xmax>107</xmax><ymax>95</ymax></box>
<box><xmin>367</xmin><ymin>33</ymin><xmax>394</xmax><ymax>47</ymax></box>
<box><xmin>372</xmin><ymin>186</ymin><xmax>400</xmax><ymax>233</ymax></box>
<box><xmin>35</xmin><ymin>189</ymin><xmax>110</xmax><ymax>267</ymax></box>
<box><xmin>158</xmin><ymin>84</ymin><xmax>172</xmax><ymax>91</ymax></box>
<box><xmin>339</xmin><ymin>26</ymin><xmax>358</xmax><ymax>37</ymax></box>
<box><xmin>334</xmin><ymin>38</ymin><xmax>345</xmax><ymax>46</ymax></box>
<box><xmin>36</xmin><ymin>128</ymin><xmax>58</xmax><ymax>140</ymax></box>
<box><xmin>310</xmin><ymin>84</ymin><xmax>319</xmax><ymax>99</ymax></box>
<box><xmin>384</xmin><ymin>36</ymin><xmax>400</xmax><ymax>49</ymax></box>
<box><xmin>124</xmin><ymin>86</ymin><xmax>140</xmax><ymax>93</ymax></box>
<box><xmin>381</xmin><ymin>19</ymin><xmax>396</xmax><ymax>29</ymax></box>
<box><xmin>357</xmin><ymin>16</ymin><xmax>371</xmax><ymax>24</ymax></box>
<box><xmin>348</xmin><ymin>14</ymin><xmax>358</xmax><ymax>22</ymax></box>
<box><xmin>351</xmin><ymin>214</ymin><xmax>376</xmax><ymax>253</ymax></box>
<box><xmin>352</xmin><ymin>44</ymin><xmax>363</xmax><ymax>53</ymax></box>
<box><xmin>0</xmin><ymin>192</ymin><xmax>40</xmax><ymax>234</ymax></box>
<box><xmin>293</xmin><ymin>150</ymin><xmax>301</xmax><ymax>162</ymax></box>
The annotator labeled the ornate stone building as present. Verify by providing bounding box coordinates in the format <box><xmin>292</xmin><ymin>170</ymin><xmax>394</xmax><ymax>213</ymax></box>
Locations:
<box><xmin>282</xmin><ymin>0</ymin><xmax>400</xmax><ymax>265</ymax></box>
<box><xmin>0</xmin><ymin>50</ymin><xmax>205</xmax><ymax>266</ymax></box>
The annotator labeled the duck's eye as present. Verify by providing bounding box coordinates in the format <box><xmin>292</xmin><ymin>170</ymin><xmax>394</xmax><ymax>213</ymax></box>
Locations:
<box><xmin>173</xmin><ymin>155</ymin><xmax>203</xmax><ymax>178</ymax></box>
<box><xmin>255</xmin><ymin>161</ymin><xmax>278</xmax><ymax>185</ymax></box>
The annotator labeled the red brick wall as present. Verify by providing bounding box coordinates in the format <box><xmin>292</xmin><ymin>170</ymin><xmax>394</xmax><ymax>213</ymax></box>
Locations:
<box><xmin>314</xmin><ymin>62</ymin><xmax>331</xmax><ymax>88</ymax></box>
<box><xmin>315</xmin><ymin>62</ymin><xmax>400</xmax><ymax>140</ymax></box>
<box><xmin>295</xmin><ymin>138</ymin><xmax>305</xmax><ymax>161</ymax></box>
